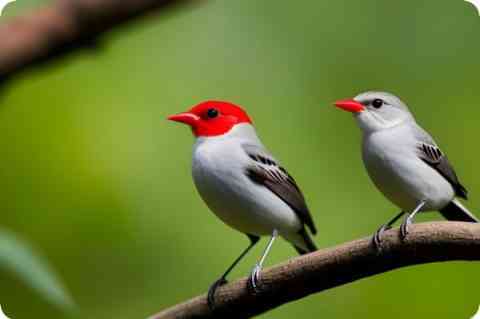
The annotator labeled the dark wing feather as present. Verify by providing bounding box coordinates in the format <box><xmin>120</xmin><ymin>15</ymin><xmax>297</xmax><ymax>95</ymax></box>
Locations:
<box><xmin>243</xmin><ymin>144</ymin><xmax>317</xmax><ymax>235</ymax></box>
<box><xmin>417</xmin><ymin>143</ymin><xmax>468</xmax><ymax>199</ymax></box>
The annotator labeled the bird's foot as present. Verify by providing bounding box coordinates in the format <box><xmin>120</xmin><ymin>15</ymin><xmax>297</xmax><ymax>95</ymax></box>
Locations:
<box><xmin>400</xmin><ymin>219</ymin><xmax>412</xmax><ymax>240</ymax></box>
<box><xmin>372</xmin><ymin>224</ymin><xmax>391</xmax><ymax>250</ymax></box>
<box><xmin>207</xmin><ymin>277</ymin><xmax>227</xmax><ymax>310</ymax></box>
<box><xmin>248</xmin><ymin>264</ymin><xmax>262</xmax><ymax>294</ymax></box>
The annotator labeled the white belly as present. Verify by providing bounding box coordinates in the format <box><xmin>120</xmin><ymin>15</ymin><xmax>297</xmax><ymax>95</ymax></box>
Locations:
<box><xmin>362</xmin><ymin>131</ymin><xmax>454</xmax><ymax>212</ymax></box>
<box><xmin>191</xmin><ymin>137</ymin><xmax>302</xmax><ymax>237</ymax></box>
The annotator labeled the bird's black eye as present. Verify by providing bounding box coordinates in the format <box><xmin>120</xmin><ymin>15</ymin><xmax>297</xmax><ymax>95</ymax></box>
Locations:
<box><xmin>372</xmin><ymin>99</ymin><xmax>383</xmax><ymax>109</ymax></box>
<box><xmin>207</xmin><ymin>108</ymin><xmax>219</xmax><ymax>119</ymax></box>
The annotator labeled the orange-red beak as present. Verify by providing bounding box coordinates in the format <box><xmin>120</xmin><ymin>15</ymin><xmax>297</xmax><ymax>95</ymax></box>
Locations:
<box><xmin>167</xmin><ymin>112</ymin><xmax>200</xmax><ymax>127</ymax></box>
<box><xmin>334</xmin><ymin>99</ymin><xmax>365</xmax><ymax>113</ymax></box>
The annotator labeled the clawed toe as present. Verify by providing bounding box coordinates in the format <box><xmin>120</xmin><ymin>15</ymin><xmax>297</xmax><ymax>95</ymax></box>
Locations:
<box><xmin>248</xmin><ymin>264</ymin><xmax>262</xmax><ymax>294</ymax></box>
<box><xmin>372</xmin><ymin>224</ymin><xmax>391</xmax><ymax>249</ymax></box>
<box><xmin>400</xmin><ymin>220</ymin><xmax>411</xmax><ymax>239</ymax></box>
<box><xmin>207</xmin><ymin>278</ymin><xmax>227</xmax><ymax>309</ymax></box>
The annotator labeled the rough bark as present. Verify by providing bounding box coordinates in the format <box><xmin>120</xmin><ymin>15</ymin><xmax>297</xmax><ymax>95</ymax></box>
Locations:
<box><xmin>150</xmin><ymin>222</ymin><xmax>480</xmax><ymax>319</ymax></box>
<box><xmin>0</xmin><ymin>0</ymin><xmax>196</xmax><ymax>84</ymax></box>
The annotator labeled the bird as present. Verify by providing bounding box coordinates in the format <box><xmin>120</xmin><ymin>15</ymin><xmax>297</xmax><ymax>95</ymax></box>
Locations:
<box><xmin>334</xmin><ymin>91</ymin><xmax>478</xmax><ymax>248</ymax></box>
<box><xmin>168</xmin><ymin>100</ymin><xmax>317</xmax><ymax>307</ymax></box>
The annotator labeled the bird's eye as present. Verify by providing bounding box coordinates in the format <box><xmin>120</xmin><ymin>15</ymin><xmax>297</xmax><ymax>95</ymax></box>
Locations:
<box><xmin>207</xmin><ymin>108</ymin><xmax>219</xmax><ymax>119</ymax></box>
<box><xmin>372</xmin><ymin>99</ymin><xmax>383</xmax><ymax>109</ymax></box>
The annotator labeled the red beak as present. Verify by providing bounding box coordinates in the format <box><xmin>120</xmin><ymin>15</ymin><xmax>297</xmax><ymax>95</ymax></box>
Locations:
<box><xmin>334</xmin><ymin>99</ymin><xmax>365</xmax><ymax>113</ymax></box>
<box><xmin>167</xmin><ymin>112</ymin><xmax>200</xmax><ymax>126</ymax></box>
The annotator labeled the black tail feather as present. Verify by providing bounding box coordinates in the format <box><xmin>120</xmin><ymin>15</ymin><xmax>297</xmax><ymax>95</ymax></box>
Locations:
<box><xmin>440</xmin><ymin>200</ymin><xmax>479</xmax><ymax>223</ymax></box>
<box><xmin>293</xmin><ymin>228</ymin><xmax>317</xmax><ymax>255</ymax></box>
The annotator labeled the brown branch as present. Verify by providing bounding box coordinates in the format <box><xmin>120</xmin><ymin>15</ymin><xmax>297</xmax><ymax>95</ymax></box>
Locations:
<box><xmin>0</xmin><ymin>0</ymin><xmax>197</xmax><ymax>84</ymax></box>
<box><xmin>150</xmin><ymin>222</ymin><xmax>480</xmax><ymax>319</ymax></box>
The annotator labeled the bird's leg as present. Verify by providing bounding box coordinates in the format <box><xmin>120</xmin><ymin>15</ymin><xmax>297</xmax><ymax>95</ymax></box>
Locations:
<box><xmin>373</xmin><ymin>211</ymin><xmax>405</xmax><ymax>249</ymax></box>
<box><xmin>207</xmin><ymin>235</ymin><xmax>259</xmax><ymax>310</ymax></box>
<box><xmin>400</xmin><ymin>201</ymin><xmax>426</xmax><ymax>239</ymax></box>
<box><xmin>249</xmin><ymin>229</ymin><xmax>278</xmax><ymax>294</ymax></box>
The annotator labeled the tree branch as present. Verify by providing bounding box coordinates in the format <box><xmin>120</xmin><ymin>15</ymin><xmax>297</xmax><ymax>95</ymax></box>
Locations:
<box><xmin>150</xmin><ymin>222</ymin><xmax>480</xmax><ymax>319</ymax></box>
<box><xmin>0</xmin><ymin>0</ymin><xmax>197</xmax><ymax>84</ymax></box>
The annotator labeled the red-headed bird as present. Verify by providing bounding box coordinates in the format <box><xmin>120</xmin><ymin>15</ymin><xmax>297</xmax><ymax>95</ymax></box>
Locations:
<box><xmin>168</xmin><ymin>101</ymin><xmax>317</xmax><ymax>307</ymax></box>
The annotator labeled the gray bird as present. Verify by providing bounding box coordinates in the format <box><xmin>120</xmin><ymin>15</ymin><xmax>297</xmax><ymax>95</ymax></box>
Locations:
<box><xmin>334</xmin><ymin>91</ymin><xmax>478</xmax><ymax>247</ymax></box>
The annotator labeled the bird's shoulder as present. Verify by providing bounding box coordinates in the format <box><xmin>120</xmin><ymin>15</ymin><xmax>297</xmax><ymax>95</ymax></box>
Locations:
<box><xmin>241</xmin><ymin>144</ymin><xmax>291</xmax><ymax>182</ymax></box>
<box><xmin>408</xmin><ymin>124</ymin><xmax>468</xmax><ymax>199</ymax></box>
<box><xmin>408</xmin><ymin>123</ymin><xmax>445</xmax><ymax>161</ymax></box>
<box><xmin>241</xmin><ymin>143</ymin><xmax>317</xmax><ymax>234</ymax></box>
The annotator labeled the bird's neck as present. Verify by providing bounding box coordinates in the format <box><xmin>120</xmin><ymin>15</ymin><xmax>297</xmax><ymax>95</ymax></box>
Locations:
<box><xmin>196</xmin><ymin>123</ymin><xmax>261</xmax><ymax>144</ymax></box>
<box><xmin>193</xmin><ymin>124</ymin><xmax>263</xmax><ymax>155</ymax></box>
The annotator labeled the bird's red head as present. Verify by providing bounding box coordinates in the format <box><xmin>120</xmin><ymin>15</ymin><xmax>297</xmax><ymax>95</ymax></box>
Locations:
<box><xmin>167</xmin><ymin>101</ymin><xmax>252</xmax><ymax>137</ymax></box>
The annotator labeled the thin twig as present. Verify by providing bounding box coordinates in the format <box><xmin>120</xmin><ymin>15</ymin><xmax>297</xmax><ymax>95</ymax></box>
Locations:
<box><xmin>0</xmin><ymin>0</ymin><xmax>197</xmax><ymax>84</ymax></box>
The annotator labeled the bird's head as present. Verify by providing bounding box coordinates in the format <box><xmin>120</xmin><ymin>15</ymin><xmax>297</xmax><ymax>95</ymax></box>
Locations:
<box><xmin>334</xmin><ymin>91</ymin><xmax>414</xmax><ymax>133</ymax></box>
<box><xmin>168</xmin><ymin>100</ymin><xmax>252</xmax><ymax>137</ymax></box>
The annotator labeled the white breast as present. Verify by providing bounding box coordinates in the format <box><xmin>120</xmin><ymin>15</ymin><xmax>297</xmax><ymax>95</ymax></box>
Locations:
<box><xmin>191</xmin><ymin>124</ymin><xmax>303</xmax><ymax>237</ymax></box>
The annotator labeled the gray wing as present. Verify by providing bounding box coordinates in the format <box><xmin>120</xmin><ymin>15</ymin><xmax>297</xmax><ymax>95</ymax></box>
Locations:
<box><xmin>242</xmin><ymin>144</ymin><xmax>317</xmax><ymax>234</ymax></box>
<box><xmin>413</xmin><ymin>125</ymin><xmax>468</xmax><ymax>199</ymax></box>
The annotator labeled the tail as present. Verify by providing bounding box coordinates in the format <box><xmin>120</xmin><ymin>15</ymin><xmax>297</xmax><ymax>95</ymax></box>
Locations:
<box><xmin>292</xmin><ymin>228</ymin><xmax>318</xmax><ymax>255</ymax></box>
<box><xmin>439</xmin><ymin>199</ymin><xmax>479</xmax><ymax>223</ymax></box>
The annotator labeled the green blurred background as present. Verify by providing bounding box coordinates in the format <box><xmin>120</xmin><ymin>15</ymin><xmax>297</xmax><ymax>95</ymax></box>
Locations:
<box><xmin>1</xmin><ymin>0</ymin><xmax>480</xmax><ymax>318</ymax></box>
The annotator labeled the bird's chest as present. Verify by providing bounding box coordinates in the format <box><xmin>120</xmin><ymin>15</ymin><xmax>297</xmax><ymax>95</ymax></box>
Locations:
<box><xmin>362</xmin><ymin>134</ymin><xmax>404</xmax><ymax>178</ymax></box>
<box><xmin>362</xmin><ymin>132</ymin><xmax>422</xmax><ymax>210</ymax></box>
<box><xmin>192</xmin><ymin>141</ymin><xmax>244</xmax><ymax>203</ymax></box>
<box><xmin>191</xmin><ymin>140</ymin><xmax>297</xmax><ymax>235</ymax></box>
<box><xmin>191</xmin><ymin>141</ymin><xmax>266</xmax><ymax>231</ymax></box>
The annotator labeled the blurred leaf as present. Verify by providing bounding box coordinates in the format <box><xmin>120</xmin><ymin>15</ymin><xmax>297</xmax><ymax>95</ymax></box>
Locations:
<box><xmin>0</xmin><ymin>228</ymin><xmax>74</xmax><ymax>312</ymax></box>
